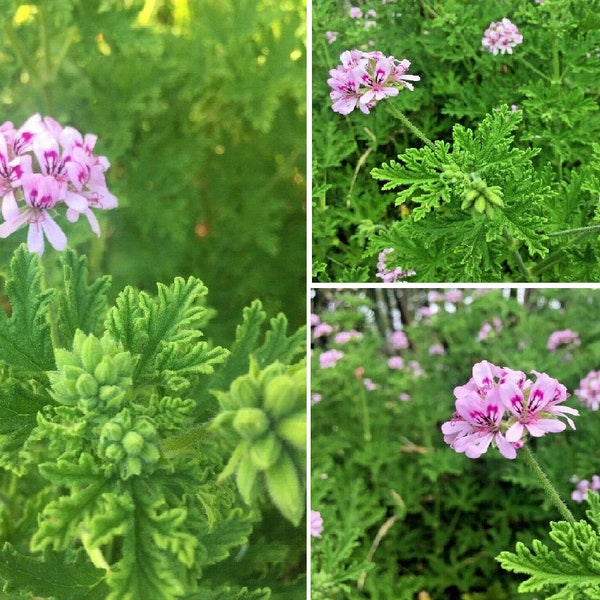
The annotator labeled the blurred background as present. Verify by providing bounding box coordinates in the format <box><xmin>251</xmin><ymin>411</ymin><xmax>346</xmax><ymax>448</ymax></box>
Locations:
<box><xmin>0</xmin><ymin>0</ymin><xmax>306</xmax><ymax>345</ymax></box>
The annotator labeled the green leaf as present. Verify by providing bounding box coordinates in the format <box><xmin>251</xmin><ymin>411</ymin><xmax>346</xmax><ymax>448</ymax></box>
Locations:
<box><xmin>105</xmin><ymin>276</ymin><xmax>228</xmax><ymax>388</ymax></box>
<box><xmin>497</xmin><ymin>494</ymin><xmax>600</xmax><ymax>598</ymax></box>
<box><xmin>0</xmin><ymin>380</ymin><xmax>49</xmax><ymax>474</ymax></box>
<box><xmin>199</xmin><ymin>507</ymin><xmax>254</xmax><ymax>567</ymax></box>
<box><xmin>0</xmin><ymin>244</ymin><xmax>54</xmax><ymax>372</ymax></box>
<box><xmin>56</xmin><ymin>249</ymin><xmax>112</xmax><ymax>346</ymax></box>
<box><xmin>187</xmin><ymin>586</ymin><xmax>271</xmax><ymax>600</ymax></box>
<box><xmin>0</xmin><ymin>543</ymin><xmax>108</xmax><ymax>600</ymax></box>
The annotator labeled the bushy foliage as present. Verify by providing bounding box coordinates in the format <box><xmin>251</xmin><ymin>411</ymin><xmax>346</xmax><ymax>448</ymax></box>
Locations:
<box><xmin>0</xmin><ymin>0</ymin><xmax>306</xmax><ymax>342</ymax></box>
<box><xmin>0</xmin><ymin>245</ymin><xmax>306</xmax><ymax>599</ymax></box>
<box><xmin>311</xmin><ymin>287</ymin><xmax>600</xmax><ymax>598</ymax></box>
<box><xmin>312</xmin><ymin>0</ymin><xmax>600</xmax><ymax>282</ymax></box>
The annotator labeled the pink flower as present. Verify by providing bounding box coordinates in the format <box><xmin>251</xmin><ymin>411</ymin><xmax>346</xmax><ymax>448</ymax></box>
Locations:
<box><xmin>388</xmin><ymin>356</ymin><xmax>404</xmax><ymax>370</ymax></box>
<box><xmin>349</xmin><ymin>7</ymin><xmax>362</xmax><ymax>18</ymax></box>
<box><xmin>313</xmin><ymin>322</ymin><xmax>333</xmax><ymax>338</ymax></box>
<box><xmin>328</xmin><ymin>51</ymin><xmax>420</xmax><ymax>115</ymax></box>
<box><xmin>389</xmin><ymin>330</ymin><xmax>409</xmax><ymax>350</ymax></box>
<box><xmin>325</xmin><ymin>31</ymin><xmax>338</xmax><ymax>44</ymax></box>
<box><xmin>547</xmin><ymin>329</ymin><xmax>580</xmax><ymax>351</ymax></box>
<box><xmin>311</xmin><ymin>393</ymin><xmax>322</xmax><ymax>405</ymax></box>
<box><xmin>364</xmin><ymin>378</ymin><xmax>377</xmax><ymax>391</ymax></box>
<box><xmin>0</xmin><ymin>114</ymin><xmax>117</xmax><ymax>254</ymax></box>
<box><xmin>311</xmin><ymin>510</ymin><xmax>324</xmax><ymax>537</ymax></box>
<box><xmin>319</xmin><ymin>349</ymin><xmax>344</xmax><ymax>369</ymax></box>
<box><xmin>575</xmin><ymin>370</ymin><xmax>600</xmax><ymax>411</ymax></box>
<box><xmin>0</xmin><ymin>173</ymin><xmax>78</xmax><ymax>255</ymax></box>
<box><xmin>499</xmin><ymin>372</ymin><xmax>577</xmax><ymax>442</ymax></box>
<box><xmin>334</xmin><ymin>330</ymin><xmax>363</xmax><ymax>344</ymax></box>
<box><xmin>444</xmin><ymin>289</ymin><xmax>463</xmax><ymax>303</ymax></box>
<box><xmin>482</xmin><ymin>18</ymin><xmax>523</xmax><ymax>56</ymax></box>
<box><xmin>442</xmin><ymin>361</ymin><xmax>577</xmax><ymax>459</ymax></box>
<box><xmin>310</xmin><ymin>313</ymin><xmax>320</xmax><ymax>327</ymax></box>
<box><xmin>428</xmin><ymin>343</ymin><xmax>445</xmax><ymax>356</ymax></box>
<box><xmin>376</xmin><ymin>248</ymin><xmax>415</xmax><ymax>282</ymax></box>
<box><xmin>572</xmin><ymin>475</ymin><xmax>600</xmax><ymax>503</ymax></box>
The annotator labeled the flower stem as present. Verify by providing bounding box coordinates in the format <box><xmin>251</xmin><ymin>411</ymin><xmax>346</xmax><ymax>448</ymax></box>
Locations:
<box><xmin>386</xmin><ymin>103</ymin><xmax>437</xmax><ymax>151</ymax></box>
<box><xmin>503</xmin><ymin>227</ymin><xmax>533</xmax><ymax>281</ymax></box>
<box><xmin>522</xmin><ymin>445</ymin><xmax>575</xmax><ymax>525</ymax></box>
<box><xmin>358</xmin><ymin>385</ymin><xmax>372</xmax><ymax>443</ymax></box>
<box><xmin>547</xmin><ymin>224</ymin><xmax>600</xmax><ymax>237</ymax></box>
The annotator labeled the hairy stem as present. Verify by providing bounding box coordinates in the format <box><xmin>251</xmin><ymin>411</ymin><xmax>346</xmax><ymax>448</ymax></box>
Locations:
<box><xmin>522</xmin><ymin>445</ymin><xmax>575</xmax><ymax>525</ymax></box>
<box><xmin>386</xmin><ymin>103</ymin><xmax>437</xmax><ymax>151</ymax></box>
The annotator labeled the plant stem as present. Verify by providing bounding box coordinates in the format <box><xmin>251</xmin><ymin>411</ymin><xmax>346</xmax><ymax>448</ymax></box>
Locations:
<box><xmin>39</xmin><ymin>254</ymin><xmax>59</xmax><ymax>349</ymax></box>
<box><xmin>358</xmin><ymin>385</ymin><xmax>372</xmax><ymax>443</ymax></box>
<box><xmin>386</xmin><ymin>103</ymin><xmax>437</xmax><ymax>151</ymax></box>
<box><xmin>516</xmin><ymin>56</ymin><xmax>552</xmax><ymax>83</ymax></box>
<box><xmin>503</xmin><ymin>227</ymin><xmax>533</xmax><ymax>281</ymax></box>
<box><xmin>547</xmin><ymin>224</ymin><xmax>600</xmax><ymax>237</ymax></box>
<box><xmin>522</xmin><ymin>445</ymin><xmax>575</xmax><ymax>525</ymax></box>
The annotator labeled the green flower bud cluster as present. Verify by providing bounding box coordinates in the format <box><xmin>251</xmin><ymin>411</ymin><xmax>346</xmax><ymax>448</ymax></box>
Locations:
<box><xmin>460</xmin><ymin>174</ymin><xmax>504</xmax><ymax>219</ymax></box>
<box><xmin>213</xmin><ymin>358</ymin><xmax>306</xmax><ymax>525</ymax></box>
<box><xmin>48</xmin><ymin>330</ymin><xmax>134</xmax><ymax>413</ymax></box>
<box><xmin>97</xmin><ymin>409</ymin><xmax>161</xmax><ymax>479</ymax></box>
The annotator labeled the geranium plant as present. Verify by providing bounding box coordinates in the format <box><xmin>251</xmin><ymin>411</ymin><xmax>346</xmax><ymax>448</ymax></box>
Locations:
<box><xmin>0</xmin><ymin>116</ymin><xmax>306</xmax><ymax>599</ymax></box>
<box><xmin>312</xmin><ymin>0</ymin><xmax>600</xmax><ymax>282</ymax></box>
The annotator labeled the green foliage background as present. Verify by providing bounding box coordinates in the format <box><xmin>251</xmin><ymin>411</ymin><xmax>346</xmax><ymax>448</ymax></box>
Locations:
<box><xmin>0</xmin><ymin>0</ymin><xmax>306</xmax><ymax>343</ymax></box>
<box><xmin>311</xmin><ymin>288</ymin><xmax>600</xmax><ymax>598</ymax></box>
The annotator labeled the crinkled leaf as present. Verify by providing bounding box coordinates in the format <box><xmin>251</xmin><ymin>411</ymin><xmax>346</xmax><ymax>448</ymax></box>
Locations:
<box><xmin>497</xmin><ymin>494</ymin><xmax>600</xmax><ymax>598</ymax></box>
<box><xmin>0</xmin><ymin>244</ymin><xmax>54</xmax><ymax>372</ymax></box>
<box><xmin>105</xmin><ymin>276</ymin><xmax>228</xmax><ymax>388</ymax></box>
<box><xmin>56</xmin><ymin>249</ymin><xmax>112</xmax><ymax>345</ymax></box>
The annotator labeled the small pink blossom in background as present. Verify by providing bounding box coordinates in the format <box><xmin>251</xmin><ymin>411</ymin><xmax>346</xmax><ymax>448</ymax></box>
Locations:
<box><xmin>417</xmin><ymin>306</ymin><xmax>433</xmax><ymax>319</ymax></box>
<box><xmin>511</xmin><ymin>104</ymin><xmax>520</xmax><ymax>111</ymax></box>
<box><xmin>399</xmin><ymin>392</ymin><xmax>411</xmax><ymax>401</ymax></box>
<box><xmin>325</xmin><ymin>31</ymin><xmax>338</xmax><ymax>44</ymax></box>
<box><xmin>482</xmin><ymin>18</ymin><xmax>523</xmax><ymax>56</ymax></box>
<box><xmin>444</xmin><ymin>290</ymin><xmax>463</xmax><ymax>303</ymax></box>
<box><xmin>429</xmin><ymin>343</ymin><xmax>445</xmax><ymax>356</ymax></box>
<box><xmin>535</xmin><ymin>0</ymin><xmax>544</xmax><ymax>3</ymax></box>
<box><xmin>366</xmin><ymin>9</ymin><xmax>377</xmax><ymax>18</ymax></box>
<box><xmin>311</xmin><ymin>510</ymin><xmax>324</xmax><ymax>537</ymax></box>
<box><xmin>388</xmin><ymin>356</ymin><xmax>404</xmax><ymax>370</ymax></box>
<box><xmin>0</xmin><ymin>114</ymin><xmax>117</xmax><ymax>255</ymax></box>
<box><xmin>349</xmin><ymin>7</ymin><xmax>362</xmax><ymax>18</ymax></box>
<box><xmin>364</xmin><ymin>378</ymin><xmax>377</xmax><ymax>391</ymax></box>
<box><xmin>328</xmin><ymin>51</ymin><xmax>420</xmax><ymax>115</ymax></box>
<box><xmin>575</xmin><ymin>370</ymin><xmax>600</xmax><ymax>411</ymax></box>
<box><xmin>409</xmin><ymin>360</ymin><xmax>425</xmax><ymax>378</ymax></box>
<box><xmin>376</xmin><ymin>248</ymin><xmax>416</xmax><ymax>282</ymax></box>
<box><xmin>313</xmin><ymin>322</ymin><xmax>333</xmax><ymax>338</ymax></box>
<box><xmin>571</xmin><ymin>475</ymin><xmax>600</xmax><ymax>503</ymax></box>
<box><xmin>319</xmin><ymin>349</ymin><xmax>344</xmax><ymax>369</ymax></box>
<box><xmin>547</xmin><ymin>329</ymin><xmax>580</xmax><ymax>351</ymax></box>
<box><xmin>442</xmin><ymin>360</ymin><xmax>578</xmax><ymax>459</ymax></box>
<box><xmin>310</xmin><ymin>313</ymin><xmax>320</xmax><ymax>327</ymax></box>
<box><xmin>389</xmin><ymin>330</ymin><xmax>409</xmax><ymax>350</ymax></box>
<box><xmin>334</xmin><ymin>329</ymin><xmax>363</xmax><ymax>344</ymax></box>
<box><xmin>311</xmin><ymin>393</ymin><xmax>322</xmax><ymax>405</ymax></box>
<box><xmin>478</xmin><ymin>317</ymin><xmax>502</xmax><ymax>341</ymax></box>
<box><xmin>364</xmin><ymin>20</ymin><xmax>377</xmax><ymax>31</ymax></box>
<box><xmin>354</xmin><ymin>366</ymin><xmax>365</xmax><ymax>379</ymax></box>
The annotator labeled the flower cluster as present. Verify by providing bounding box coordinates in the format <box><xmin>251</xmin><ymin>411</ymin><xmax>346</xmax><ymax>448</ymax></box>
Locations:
<box><xmin>575</xmin><ymin>370</ymin><xmax>600</xmax><ymax>411</ymax></box>
<box><xmin>482</xmin><ymin>18</ymin><xmax>523</xmax><ymax>56</ymax></box>
<box><xmin>442</xmin><ymin>360</ymin><xmax>578</xmax><ymax>459</ymax></box>
<box><xmin>376</xmin><ymin>247</ymin><xmax>416</xmax><ymax>282</ymax></box>
<box><xmin>571</xmin><ymin>475</ymin><xmax>600</xmax><ymax>503</ymax></box>
<box><xmin>328</xmin><ymin>51</ymin><xmax>420</xmax><ymax>115</ymax></box>
<box><xmin>311</xmin><ymin>510</ymin><xmax>324</xmax><ymax>537</ymax></box>
<box><xmin>547</xmin><ymin>329</ymin><xmax>580</xmax><ymax>351</ymax></box>
<box><xmin>0</xmin><ymin>114</ymin><xmax>117</xmax><ymax>255</ymax></box>
<box><xmin>319</xmin><ymin>348</ymin><xmax>344</xmax><ymax>369</ymax></box>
